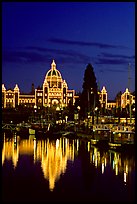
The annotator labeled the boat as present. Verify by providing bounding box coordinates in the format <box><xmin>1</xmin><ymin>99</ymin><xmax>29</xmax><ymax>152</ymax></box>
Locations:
<box><xmin>92</xmin><ymin>124</ymin><xmax>112</xmax><ymax>146</ymax></box>
<box><xmin>109</xmin><ymin>124</ymin><xmax>135</xmax><ymax>151</ymax></box>
<box><xmin>16</xmin><ymin>122</ymin><xmax>31</xmax><ymax>136</ymax></box>
<box><xmin>62</xmin><ymin>131</ymin><xmax>77</xmax><ymax>138</ymax></box>
<box><xmin>29</xmin><ymin>128</ymin><xmax>35</xmax><ymax>135</ymax></box>
<box><xmin>111</xmin><ymin>124</ymin><xmax>135</xmax><ymax>134</ymax></box>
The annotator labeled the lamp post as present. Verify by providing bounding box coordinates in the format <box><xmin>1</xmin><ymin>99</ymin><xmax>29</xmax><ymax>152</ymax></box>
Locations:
<box><xmin>60</xmin><ymin>107</ymin><xmax>63</xmax><ymax>125</ymax></box>
<box><xmin>95</xmin><ymin>107</ymin><xmax>98</xmax><ymax>124</ymax></box>
<box><xmin>56</xmin><ymin>106</ymin><xmax>60</xmax><ymax>124</ymax></box>
<box><xmin>34</xmin><ymin>105</ymin><xmax>37</xmax><ymax>111</ymax></box>
<box><xmin>132</xmin><ymin>107</ymin><xmax>135</xmax><ymax>124</ymax></box>
<box><xmin>129</xmin><ymin>94</ymin><xmax>132</xmax><ymax>124</ymax></box>
<box><xmin>56</xmin><ymin>106</ymin><xmax>63</xmax><ymax>127</ymax></box>
<box><xmin>74</xmin><ymin>109</ymin><xmax>78</xmax><ymax>132</ymax></box>
<box><xmin>34</xmin><ymin>105</ymin><xmax>37</xmax><ymax>121</ymax></box>
<box><xmin>77</xmin><ymin>106</ymin><xmax>80</xmax><ymax>131</ymax></box>
<box><xmin>90</xmin><ymin>88</ymin><xmax>96</xmax><ymax>125</ymax></box>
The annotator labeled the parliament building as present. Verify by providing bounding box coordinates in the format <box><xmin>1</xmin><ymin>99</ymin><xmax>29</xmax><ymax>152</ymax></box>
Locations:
<box><xmin>2</xmin><ymin>60</ymin><xmax>76</xmax><ymax>109</ymax></box>
<box><xmin>2</xmin><ymin>60</ymin><xmax>135</xmax><ymax>111</ymax></box>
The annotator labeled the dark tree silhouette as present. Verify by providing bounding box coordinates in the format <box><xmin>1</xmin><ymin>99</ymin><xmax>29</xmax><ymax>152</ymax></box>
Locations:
<box><xmin>74</xmin><ymin>91</ymin><xmax>81</xmax><ymax>109</ymax></box>
<box><xmin>80</xmin><ymin>63</ymin><xmax>100</xmax><ymax>120</ymax></box>
<box><xmin>115</xmin><ymin>91</ymin><xmax>122</xmax><ymax>108</ymax></box>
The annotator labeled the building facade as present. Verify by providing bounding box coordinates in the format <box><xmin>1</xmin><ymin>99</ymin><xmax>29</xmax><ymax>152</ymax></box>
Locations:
<box><xmin>2</xmin><ymin>60</ymin><xmax>75</xmax><ymax>109</ymax></box>
<box><xmin>99</xmin><ymin>86</ymin><xmax>108</xmax><ymax>109</ymax></box>
<box><xmin>121</xmin><ymin>88</ymin><xmax>135</xmax><ymax>108</ymax></box>
<box><xmin>2</xmin><ymin>61</ymin><xmax>135</xmax><ymax>111</ymax></box>
<box><xmin>99</xmin><ymin>86</ymin><xmax>135</xmax><ymax>110</ymax></box>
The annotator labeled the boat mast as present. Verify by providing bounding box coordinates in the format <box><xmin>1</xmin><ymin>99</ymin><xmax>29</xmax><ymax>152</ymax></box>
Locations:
<box><xmin>128</xmin><ymin>63</ymin><xmax>132</xmax><ymax>124</ymax></box>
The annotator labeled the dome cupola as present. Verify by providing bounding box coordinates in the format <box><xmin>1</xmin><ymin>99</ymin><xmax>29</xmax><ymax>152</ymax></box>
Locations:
<box><xmin>44</xmin><ymin>60</ymin><xmax>63</xmax><ymax>88</ymax></box>
<box><xmin>46</xmin><ymin>60</ymin><xmax>62</xmax><ymax>78</ymax></box>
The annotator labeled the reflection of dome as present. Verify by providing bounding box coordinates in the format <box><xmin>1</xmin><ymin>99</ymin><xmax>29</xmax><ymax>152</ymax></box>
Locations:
<box><xmin>40</xmin><ymin>138</ymin><xmax>74</xmax><ymax>191</ymax></box>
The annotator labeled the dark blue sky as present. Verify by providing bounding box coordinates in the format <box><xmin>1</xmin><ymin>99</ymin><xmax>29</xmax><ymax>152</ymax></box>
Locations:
<box><xmin>2</xmin><ymin>2</ymin><xmax>135</xmax><ymax>99</ymax></box>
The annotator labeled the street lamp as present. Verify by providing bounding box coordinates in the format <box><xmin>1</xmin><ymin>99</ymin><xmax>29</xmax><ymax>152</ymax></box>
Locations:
<box><xmin>34</xmin><ymin>105</ymin><xmax>37</xmax><ymax>121</ymax></box>
<box><xmin>56</xmin><ymin>106</ymin><xmax>60</xmax><ymax>124</ymax></box>
<box><xmin>87</xmin><ymin>88</ymin><xmax>93</xmax><ymax>117</ymax></box>
<box><xmin>95</xmin><ymin>107</ymin><xmax>98</xmax><ymax>124</ymax></box>
<box><xmin>56</xmin><ymin>106</ymin><xmax>63</xmax><ymax>124</ymax></box>
<box><xmin>77</xmin><ymin>106</ymin><xmax>80</xmax><ymax>131</ymax></box>
<box><xmin>34</xmin><ymin>105</ymin><xmax>37</xmax><ymax>112</ymax></box>
<box><xmin>101</xmin><ymin>119</ymin><xmax>105</xmax><ymax>123</ymax></box>
<box><xmin>65</xmin><ymin>115</ymin><xmax>68</xmax><ymax>123</ymax></box>
<box><xmin>91</xmin><ymin>88</ymin><xmax>96</xmax><ymax>125</ymax></box>
<box><xmin>60</xmin><ymin>107</ymin><xmax>63</xmax><ymax>124</ymax></box>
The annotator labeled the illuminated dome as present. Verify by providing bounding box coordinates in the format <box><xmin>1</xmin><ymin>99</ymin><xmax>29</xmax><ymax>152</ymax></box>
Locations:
<box><xmin>46</xmin><ymin>60</ymin><xmax>62</xmax><ymax>78</ymax></box>
<box><xmin>44</xmin><ymin>60</ymin><xmax>63</xmax><ymax>88</ymax></box>
<box><xmin>47</xmin><ymin>69</ymin><xmax>61</xmax><ymax>77</ymax></box>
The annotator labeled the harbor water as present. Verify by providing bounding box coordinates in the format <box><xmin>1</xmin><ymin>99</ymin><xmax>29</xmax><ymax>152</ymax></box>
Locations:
<box><xmin>2</xmin><ymin>133</ymin><xmax>135</xmax><ymax>202</ymax></box>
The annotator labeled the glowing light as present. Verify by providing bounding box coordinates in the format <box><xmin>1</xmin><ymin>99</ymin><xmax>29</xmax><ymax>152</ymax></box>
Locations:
<box><xmin>65</xmin><ymin>139</ymin><xmax>68</xmax><ymax>145</ymax></box>
<box><xmin>92</xmin><ymin>154</ymin><xmax>94</xmax><ymax>163</ymax></box>
<box><xmin>2</xmin><ymin>137</ymin><xmax>19</xmax><ymax>168</ymax></box>
<box><xmin>124</xmin><ymin>172</ymin><xmax>127</xmax><ymax>183</ymax></box>
<box><xmin>115</xmin><ymin>165</ymin><xmax>118</xmax><ymax>175</ymax></box>
<box><xmin>38</xmin><ymin>138</ymin><xmax>75</xmax><ymax>191</ymax></box>
<box><xmin>56</xmin><ymin>139</ymin><xmax>60</xmax><ymax>149</ymax></box>
<box><xmin>126</xmin><ymin>164</ymin><xmax>128</xmax><ymax>174</ymax></box>
<box><xmin>14</xmin><ymin>136</ymin><xmax>16</xmax><ymax>143</ymax></box>
<box><xmin>95</xmin><ymin>158</ymin><xmax>97</xmax><ymax>167</ymax></box>
<box><xmin>105</xmin><ymin>158</ymin><xmax>107</xmax><ymax>167</ymax></box>
<box><xmin>102</xmin><ymin>162</ymin><xmax>104</xmax><ymax>174</ymax></box>
<box><xmin>113</xmin><ymin>160</ymin><xmax>115</xmax><ymax>169</ymax></box>
<box><xmin>88</xmin><ymin>142</ymin><xmax>90</xmax><ymax>152</ymax></box>
<box><xmin>34</xmin><ymin>139</ymin><xmax>36</xmax><ymax>150</ymax></box>
<box><xmin>76</xmin><ymin>139</ymin><xmax>79</xmax><ymax>151</ymax></box>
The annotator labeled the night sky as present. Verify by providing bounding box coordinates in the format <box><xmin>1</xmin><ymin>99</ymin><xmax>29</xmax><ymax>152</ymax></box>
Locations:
<box><xmin>2</xmin><ymin>2</ymin><xmax>135</xmax><ymax>100</ymax></box>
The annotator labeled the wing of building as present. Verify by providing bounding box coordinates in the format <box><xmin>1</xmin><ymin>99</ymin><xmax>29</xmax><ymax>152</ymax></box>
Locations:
<box><xmin>2</xmin><ymin>60</ymin><xmax>76</xmax><ymax>109</ymax></box>
<box><xmin>98</xmin><ymin>86</ymin><xmax>135</xmax><ymax>110</ymax></box>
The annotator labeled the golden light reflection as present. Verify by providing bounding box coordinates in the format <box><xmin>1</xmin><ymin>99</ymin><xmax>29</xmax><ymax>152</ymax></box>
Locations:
<box><xmin>88</xmin><ymin>141</ymin><xmax>90</xmax><ymax>152</ymax></box>
<box><xmin>76</xmin><ymin>139</ymin><xmax>79</xmax><ymax>151</ymax></box>
<box><xmin>123</xmin><ymin>160</ymin><xmax>129</xmax><ymax>184</ymax></box>
<box><xmin>113</xmin><ymin>152</ymin><xmax>121</xmax><ymax>176</ymax></box>
<box><xmin>2</xmin><ymin>136</ymin><xmax>76</xmax><ymax>191</ymax></box>
<box><xmin>90</xmin><ymin>147</ymin><xmax>101</xmax><ymax>168</ymax></box>
<box><xmin>89</xmin><ymin>144</ymin><xmax>134</xmax><ymax>184</ymax></box>
<box><xmin>102</xmin><ymin>162</ymin><xmax>104</xmax><ymax>174</ymax></box>
<box><xmin>2</xmin><ymin>134</ymin><xmax>19</xmax><ymax>168</ymax></box>
<box><xmin>2</xmin><ymin>135</ymin><xmax>135</xmax><ymax>190</ymax></box>
<box><xmin>38</xmin><ymin>138</ymin><xmax>75</xmax><ymax>191</ymax></box>
<box><xmin>124</xmin><ymin>172</ymin><xmax>127</xmax><ymax>183</ymax></box>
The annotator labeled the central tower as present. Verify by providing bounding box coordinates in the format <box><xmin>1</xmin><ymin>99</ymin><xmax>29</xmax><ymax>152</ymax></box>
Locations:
<box><xmin>43</xmin><ymin>60</ymin><xmax>68</xmax><ymax>107</ymax></box>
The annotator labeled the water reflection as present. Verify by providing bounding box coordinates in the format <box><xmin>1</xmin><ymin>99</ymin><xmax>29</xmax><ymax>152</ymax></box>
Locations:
<box><xmin>2</xmin><ymin>134</ymin><xmax>75</xmax><ymax>191</ymax></box>
<box><xmin>2</xmin><ymin>134</ymin><xmax>135</xmax><ymax>191</ymax></box>
<box><xmin>2</xmin><ymin>134</ymin><xmax>19</xmax><ymax>168</ymax></box>
<box><xmin>35</xmin><ymin>138</ymin><xmax>75</xmax><ymax>191</ymax></box>
<box><xmin>88</xmin><ymin>143</ymin><xmax>135</xmax><ymax>185</ymax></box>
